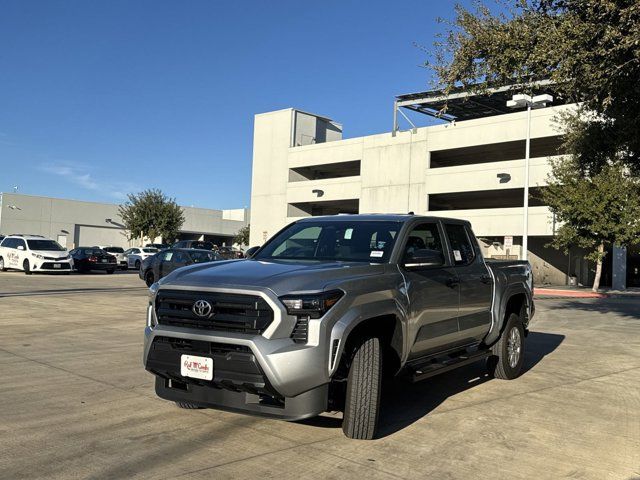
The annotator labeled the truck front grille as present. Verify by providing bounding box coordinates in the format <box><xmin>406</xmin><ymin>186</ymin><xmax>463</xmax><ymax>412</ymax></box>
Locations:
<box><xmin>155</xmin><ymin>289</ymin><xmax>274</xmax><ymax>334</ymax></box>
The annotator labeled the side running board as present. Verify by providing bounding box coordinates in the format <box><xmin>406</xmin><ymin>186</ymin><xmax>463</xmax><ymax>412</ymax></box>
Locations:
<box><xmin>410</xmin><ymin>350</ymin><xmax>491</xmax><ymax>383</ymax></box>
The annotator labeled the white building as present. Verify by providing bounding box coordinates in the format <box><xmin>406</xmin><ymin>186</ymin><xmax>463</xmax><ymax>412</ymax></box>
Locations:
<box><xmin>0</xmin><ymin>193</ymin><xmax>248</xmax><ymax>249</ymax></box>
<box><xmin>249</xmin><ymin>88</ymin><xmax>635</xmax><ymax>288</ymax></box>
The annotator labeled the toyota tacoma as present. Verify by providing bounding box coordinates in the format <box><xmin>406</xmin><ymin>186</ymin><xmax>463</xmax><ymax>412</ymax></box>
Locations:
<box><xmin>143</xmin><ymin>214</ymin><xmax>534</xmax><ymax>439</ymax></box>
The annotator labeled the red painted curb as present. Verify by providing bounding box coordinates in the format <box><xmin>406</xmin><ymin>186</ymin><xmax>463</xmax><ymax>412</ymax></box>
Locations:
<box><xmin>534</xmin><ymin>288</ymin><xmax>606</xmax><ymax>298</ymax></box>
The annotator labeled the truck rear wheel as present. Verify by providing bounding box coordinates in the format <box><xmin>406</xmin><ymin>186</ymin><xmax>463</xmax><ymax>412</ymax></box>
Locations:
<box><xmin>488</xmin><ymin>313</ymin><xmax>525</xmax><ymax>380</ymax></box>
<box><xmin>342</xmin><ymin>336</ymin><xmax>382</xmax><ymax>440</ymax></box>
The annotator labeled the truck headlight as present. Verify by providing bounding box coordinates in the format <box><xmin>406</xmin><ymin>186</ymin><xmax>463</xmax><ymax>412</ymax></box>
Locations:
<box><xmin>280</xmin><ymin>290</ymin><xmax>343</xmax><ymax>319</ymax></box>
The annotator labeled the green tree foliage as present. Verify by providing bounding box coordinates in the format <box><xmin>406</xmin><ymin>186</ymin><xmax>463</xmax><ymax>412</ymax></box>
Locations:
<box><xmin>429</xmin><ymin>0</ymin><xmax>640</xmax><ymax>173</ymax></box>
<box><xmin>429</xmin><ymin>0</ymin><xmax>640</xmax><ymax>289</ymax></box>
<box><xmin>543</xmin><ymin>159</ymin><xmax>640</xmax><ymax>291</ymax></box>
<box><xmin>234</xmin><ymin>224</ymin><xmax>250</xmax><ymax>246</ymax></box>
<box><xmin>118</xmin><ymin>189</ymin><xmax>185</xmax><ymax>244</ymax></box>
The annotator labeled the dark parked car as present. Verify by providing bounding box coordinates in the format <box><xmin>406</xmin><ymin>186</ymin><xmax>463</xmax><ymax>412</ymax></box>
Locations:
<box><xmin>146</xmin><ymin>243</ymin><xmax>170</xmax><ymax>250</ymax></box>
<box><xmin>172</xmin><ymin>240</ymin><xmax>214</xmax><ymax>251</ymax></box>
<box><xmin>139</xmin><ymin>248</ymin><xmax>221</xmax><ymax>286</ymax></box>
<box><xmin>69</xmin><ymin>247</ymin><xmax>118</xmax><ymax>274</ymax></box>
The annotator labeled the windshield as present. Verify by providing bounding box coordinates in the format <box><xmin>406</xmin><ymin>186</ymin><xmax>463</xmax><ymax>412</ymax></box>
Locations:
<box><xmin>254</xmin><ymin>220</ymin><xmax>401</xmax><ymax>263</ymax></box>
<box><xmin>142</xmin><ymin>248</ymin><xmax>158</xmax><ymax>253</ymax></box>
<box><xmin>104</xmin><ymin>247</ymin><xmax>124</xmax><ymax>253</ymax></box>
<box><xmin>189</xmin><ymin>251</ymin><xmax>219</xmax><ymax>263</ymax></box>
<box><xmin>27</xmin><ymin>240</ymin><xmax>65</xmax><ymax>251</ymax></box>
<box><xmin>81</xmin><ymin>248</ymin><xmax>104</xmax><ymax>255</ymax></box>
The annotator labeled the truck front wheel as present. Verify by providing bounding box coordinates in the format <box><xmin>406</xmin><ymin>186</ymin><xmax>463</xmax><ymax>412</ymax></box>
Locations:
<box><xmin>175</xmin><ymin>401</ymin><xmax>202</xmax><ymax>409</ymax></box>
<box><xmin>488</xmin><ymin>313</ymin><xmax>525</xmax><ymax>380</ymax></box>
<box><xmin>342</xmin><ymin>336</ymin><xmax>382</xmax><ymax>440</ymax></box>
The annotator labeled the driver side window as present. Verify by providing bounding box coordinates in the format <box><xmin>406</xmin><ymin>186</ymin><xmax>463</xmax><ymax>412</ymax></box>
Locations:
<box><xmin>402</xmin><ymin>223</ymin><xmax>444</xmax><ymax>264</ymax></box>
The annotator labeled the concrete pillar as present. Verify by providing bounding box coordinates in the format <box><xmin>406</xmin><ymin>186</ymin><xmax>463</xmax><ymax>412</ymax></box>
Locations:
<box><xmin>612</xmin><ymin>245</ymin><xmax>627</xmax><ymax>290</ymax></box>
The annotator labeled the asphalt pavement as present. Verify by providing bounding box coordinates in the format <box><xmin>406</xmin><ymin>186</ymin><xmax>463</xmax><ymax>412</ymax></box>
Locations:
<box><xmin>1</xmin><ymin>271</ymin><xmax>638</xmax><ymax>479</ymax></box>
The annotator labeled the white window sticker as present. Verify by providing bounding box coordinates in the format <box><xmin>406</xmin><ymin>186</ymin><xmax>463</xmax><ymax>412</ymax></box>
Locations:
<box><xmin>453</xmin><ymin>250</ymin><xmax>462</xmax><ymax>262</ymax></box>
<box><xmin>370</xmin><ymin>250</ymin><xmax>384</xmax><ymax>258</ymax></box>
<box><xmin>344</xmin><ymin>228</ymin><xmax>353</xmax><ymax>240</ymax></box>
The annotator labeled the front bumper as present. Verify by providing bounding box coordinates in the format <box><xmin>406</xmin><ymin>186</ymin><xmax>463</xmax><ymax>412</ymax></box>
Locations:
<box><xmin>32</xmin><ymin>260</ymin><xmax>73</xmax><ymax>272</ymax></box>
<box><xmin>155</xmin><ymin>376</ymin><xmax>327</xmax><ymax>421</ymax></box>
<box><xmin>142</xmin><ymin>284</ymin><xmax>336</xmax><ymax>419</ymax></box>
<box><xmin>143</xmin><ymin>325</ymin><xmax>330</xmax><ymax>419</ymax></box>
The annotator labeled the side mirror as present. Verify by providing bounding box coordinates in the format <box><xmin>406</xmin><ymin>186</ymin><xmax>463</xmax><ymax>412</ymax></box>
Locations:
<box><xmin>17</xmin><ymin>245</ymin><xmax>25</xmax><ymax>251</ymax></box>
<box><xmin>403</xmin><ymin>249</ymin><xmax>444</xmax><ymax>268</ymax></box>
<box><xmin>245</xmin><ymin>246</ymin><xmax>260</xmax><ymax>258</ymax></box>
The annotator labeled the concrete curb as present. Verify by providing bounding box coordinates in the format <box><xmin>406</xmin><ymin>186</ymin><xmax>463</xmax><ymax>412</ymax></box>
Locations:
<box><xmin>534</xmin><ymin>288</ymin><xmax>606</xmax><ymax>299</ymax></box>
<box><xmin>534</xmin><ymin>288</ymin><xmax>640</xmax><ymax>299</ymax></box>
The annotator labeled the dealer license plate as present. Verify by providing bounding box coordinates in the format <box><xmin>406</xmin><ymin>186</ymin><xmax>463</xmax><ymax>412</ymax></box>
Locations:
<box><xmin>53</xmin><ymin>264</ymin><xmax>61</xmax><ymax>269</ymax></box>
<box><xmin>181</xmin><ymin>355</ymin><xmax>213</xmax><ymax>381</ymax></box>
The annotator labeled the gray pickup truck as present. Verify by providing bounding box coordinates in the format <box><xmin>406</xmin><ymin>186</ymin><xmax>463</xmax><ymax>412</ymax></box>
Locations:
<box><xmin>143</xmin><ymin>214</ymin><xmax>534</xmax><ymax>439</ymax></box>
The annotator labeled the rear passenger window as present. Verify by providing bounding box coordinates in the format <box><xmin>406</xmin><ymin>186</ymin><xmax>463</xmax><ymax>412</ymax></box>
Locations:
<box><xmin>445</xmin><ymin>224</ymin><xmax>475</xmax><ymax>265</ymax></box>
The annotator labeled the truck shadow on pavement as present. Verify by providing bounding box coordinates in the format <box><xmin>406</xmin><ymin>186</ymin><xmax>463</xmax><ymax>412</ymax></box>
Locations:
<box><xmin>302</xmin><ymin>331</ymin><xmax>564</xmax><ymax>439</ymax></box>
<box><xmin>375</xmin><ymin>331</ymin><xmax>564</xmax><ymax>438</ymax></box>
<box><xmin>543</xmin><ymin>297</ymin><xmax>640</xmax><ymax>320</ymax></box>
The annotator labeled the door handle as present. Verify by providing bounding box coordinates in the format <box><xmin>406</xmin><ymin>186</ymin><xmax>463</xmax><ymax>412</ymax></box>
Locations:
<box><xmin>480</xmin><ymin>274</ymin><xmax>492</xmax><ymax>284</ymax></box>
<box><xmin>446</xmin><ymin>278</ymin><xmax>460</xmax><ymax>289</ymax></box>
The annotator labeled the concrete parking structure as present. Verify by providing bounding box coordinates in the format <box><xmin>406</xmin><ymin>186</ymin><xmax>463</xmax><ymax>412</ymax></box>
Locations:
<box><xmin>1</xmin><ymin>272</ymin><xmax>638</xmax><ymax>479</ymax></box>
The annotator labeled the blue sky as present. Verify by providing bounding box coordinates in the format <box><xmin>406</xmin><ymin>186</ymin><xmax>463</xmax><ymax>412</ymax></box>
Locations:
<box><xmin>0</xmin><ymin>0</ymin><xmax>471</xmax><ymax>209</ymax></box>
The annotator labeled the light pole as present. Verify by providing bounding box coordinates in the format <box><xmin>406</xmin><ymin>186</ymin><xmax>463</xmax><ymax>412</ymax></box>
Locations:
<box><xmin>506</xmin><ymin>93</ymin><xmax>553</xmax><ymax>261</ymax></box>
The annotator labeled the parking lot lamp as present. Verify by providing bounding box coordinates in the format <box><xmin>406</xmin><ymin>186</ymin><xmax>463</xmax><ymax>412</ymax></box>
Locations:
<box><xmin>506</xmin><ymin>93</ymin><xmax>553</xmax><ymax>261</ymax></box>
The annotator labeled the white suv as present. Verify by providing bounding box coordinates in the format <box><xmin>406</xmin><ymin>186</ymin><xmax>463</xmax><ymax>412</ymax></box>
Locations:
<box><xmin>0</xmin><ymin>235</ymin><xmax>73</xmax><ymax>274</ymax></box>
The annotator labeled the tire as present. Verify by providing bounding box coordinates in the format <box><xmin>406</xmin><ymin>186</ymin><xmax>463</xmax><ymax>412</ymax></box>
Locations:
<box><xmin>175</xmin><ymin>401</ymin><xmax>202</xmax><ymax>409</ymax></box>
<box><xmin>0</xmin><ymin>257</ymin><xmax>5</xmax><ymax>272</ymax></box>
<box><xmin>106</xmin><ymin>268</ymin><xmax>115</xmax><ymax>274</ymax></box>
<box><xmin>145</xmin><ymin>271</ymin><xmax>155</xmax><ymax>287</ymax></box>
<box><xmin>23</xmin><ymin>259</ymin><xmax>32</xmax><ymax>275</ymax></box>
<box><xmin>342</xmin><ymin>336</ymin><xmax>382</xmax><ymax>440</ymax></box>
<box><xmin>135</xmin><ymin>260</ymin><xmax>141</xmax><ymax>270</ymax></box>
<box><xmin>488</xmin><ymin>313</ymin><xmax>525</xmax><ymax>380</ymax></box>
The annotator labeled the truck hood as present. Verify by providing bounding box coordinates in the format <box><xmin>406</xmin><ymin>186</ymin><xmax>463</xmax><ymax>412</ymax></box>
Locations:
<box><xmin>159</xmin><ymin>258</ymin><xmax>387</xmax><ymax>296</ymax></box>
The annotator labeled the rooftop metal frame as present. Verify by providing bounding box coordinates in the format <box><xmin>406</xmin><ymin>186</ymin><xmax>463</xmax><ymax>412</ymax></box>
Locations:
<box><xmin>392</xmin><ymin>80</ymin><xmax>563</xmax><ymax>134</ymax></box>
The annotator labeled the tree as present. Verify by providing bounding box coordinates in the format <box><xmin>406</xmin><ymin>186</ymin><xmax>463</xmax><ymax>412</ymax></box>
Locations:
<box><xmin>428</xmin><ymin>0</ymin><xmax>640</xmax><ymax>174</ymax></box>
<box><xmin>543</xmin><ymin>158</ymin><xmax>640</xmax><ymax>291</ymax></box>
<box><xmin>234</xmin><ymin>224</ymin><xmax>250</xmax><ymax>246</ymax></box>
<box><xmin>428</xmin><ymin>1</ymin><xmax>640</xmax><ymax>290</ymax></box>
<box><xmin>118</xmin><ymin>189</ymin><xmax>185</xmax><ymax>244</ymax></box>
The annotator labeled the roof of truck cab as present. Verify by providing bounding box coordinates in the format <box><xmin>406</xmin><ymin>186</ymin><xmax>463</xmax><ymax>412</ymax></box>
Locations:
<box><xmin>296</xmin><ymin>214</ymin><xmax>470</xmax><ymax>224</ymax></box>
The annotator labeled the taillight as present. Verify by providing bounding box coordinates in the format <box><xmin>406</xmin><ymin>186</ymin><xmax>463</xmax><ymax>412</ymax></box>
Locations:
<box><xmin>88</xmin><ymin>256</ymin><xmax>97</xmax><ymax>262</ymax></box>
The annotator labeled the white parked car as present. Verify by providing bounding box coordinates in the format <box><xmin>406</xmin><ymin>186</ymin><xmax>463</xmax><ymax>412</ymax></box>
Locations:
<box><xmin>95</xmin><ymin>246</ymin><xmax>128</xmax><ymax>270</ymax></box>
<box><xmin>124</xmin><ymin>247</ymin><xmax>158</xmax><ymax>270</ymax></box>
<box><xmin>0</xmin><ymin>235</ymin><xmax>73</xmax><ymax>274</ymax></box>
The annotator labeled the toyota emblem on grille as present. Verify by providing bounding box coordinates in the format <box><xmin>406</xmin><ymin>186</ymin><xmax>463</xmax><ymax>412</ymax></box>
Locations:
<box><xmin>192</xmin><ymin>300</ymin><xmax>213</xmax><ymax>318</ymax></box>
